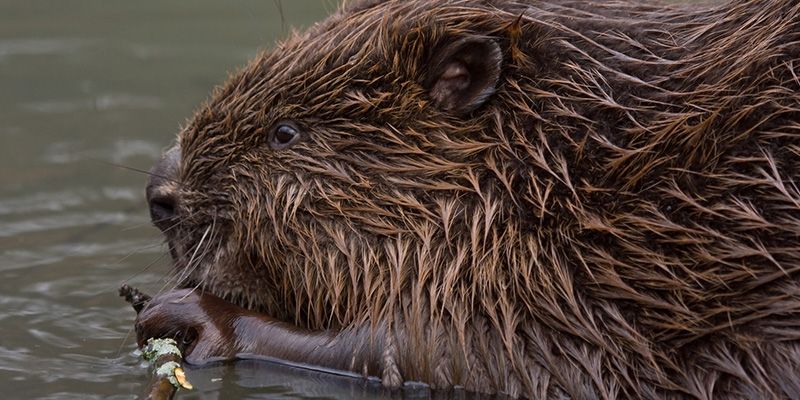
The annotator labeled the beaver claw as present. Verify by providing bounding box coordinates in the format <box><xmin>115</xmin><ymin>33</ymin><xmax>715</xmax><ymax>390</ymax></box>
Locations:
<box><xmin>134</xmin><ymin>289</ymin><xmax>243</xmax><ymax>364</ymax></box>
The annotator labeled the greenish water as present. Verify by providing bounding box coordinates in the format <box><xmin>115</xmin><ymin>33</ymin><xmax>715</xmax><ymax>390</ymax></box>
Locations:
<box><xmin>0</xmin><ymin>1</ymin><xmax>418</xmax><ymax>398</ymax></box>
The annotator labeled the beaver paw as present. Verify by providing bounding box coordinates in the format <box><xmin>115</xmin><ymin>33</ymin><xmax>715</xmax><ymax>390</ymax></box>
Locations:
<box><xmin>134</xmin><ymin>289</ymin><xmax>240</xmax><ymax>364</ymax></box>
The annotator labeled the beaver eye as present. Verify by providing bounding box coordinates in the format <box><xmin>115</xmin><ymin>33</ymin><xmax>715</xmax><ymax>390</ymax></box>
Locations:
<box><xmin>270</xmin><ymin>123</ymin><xmax>301</xmax><ymax>149</ymax></box>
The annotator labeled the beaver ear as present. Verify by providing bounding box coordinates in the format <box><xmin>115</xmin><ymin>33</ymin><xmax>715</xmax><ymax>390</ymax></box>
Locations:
<box><xmin>426</xmin><ymin>36</ymin><xmax>502</xmax><ymax>115</ymax></box>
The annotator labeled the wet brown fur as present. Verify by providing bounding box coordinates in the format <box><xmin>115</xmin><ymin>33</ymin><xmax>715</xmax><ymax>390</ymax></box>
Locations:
<box><xmin>165</xmin><ymin>0</ymin><xmax>800</xmax><ymax>398</ymax></box>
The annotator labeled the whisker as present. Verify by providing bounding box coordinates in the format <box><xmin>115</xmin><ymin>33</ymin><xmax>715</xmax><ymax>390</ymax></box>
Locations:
<box><xmin>130</xmin><ymin>247</ymin><xmax>176</xmax><ymax>297</ymax></box>
<box><xmin>98</xmin><ymin>160</ymin><xmax>182</xmax><ymax>186</ymax></box>
<box><xmin>117</xmin><ymin>323</ymin><xmax>138</xmax><ymax>358</ymax></box>
<box><xmin>181</xmin><ymin>219</ymin><xmax>218</xmax><ymax>286</ymax></box>
<box><xmin>163</xmin><ymin>220</ymin><xmax>217</xmax><ymax>298</ymax></box>
<box><xmin>273</xmin><ymin>0</ymin><xmax>286</xmax><ymax>33</ymax></box>
<box><xmin>120</xmin><ymin>251</ymin><xmax>171</xmax><ymax>285</ymax></box>
<box><xmin>111</xmin><ymin>240</ymin><xmax>167</xmax><ymax>268</ymax></box>
<box><xmin>182</xmin><ymin>225</ymin><xmax>213</xmax><ymax>280</ymax></box>
<box><xmin>186</xmin><ymin>216</ymin><xmax>220</xmax><ymax>299</ymax></box>
<box><xmin>157</xmin><ymin>219</ymin><xmax>184</xmax><ymax>236</ymax></box>
<box><xmin>120</xmin><ymin>220</ymin><xmax>156</xmax><ymax>232</ymax></box>
<box><xmin>114</xmin><ymin>250</ymin><xmax>172</xmax><ymax>357</ymax></box>
<box><xmin>175</xmin><ymin>234</ymin><xmax>219</xmax><ymax>302</ymax></box>
<box><xmin>195</xmin><ymin>236</ymin><xmax>223</xmax><ymax>298</ymax></box>
<box><xmin>147</xmin><ymin>224</ymin><xmax>209</xmax><ymax>304</ymax></box>
<box><xmin>120</xmin><ymin>216</ymin><xmax>173</xmax><ymax>232</ymax></box>
<box><xmin>152</xmin><ymin>265</ymin><xmax>185</xmax><ymax>305</ymax></box>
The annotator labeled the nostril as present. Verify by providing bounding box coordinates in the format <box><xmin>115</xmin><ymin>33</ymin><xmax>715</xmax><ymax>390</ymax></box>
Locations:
<box><xmin>148</xmin><ymin>194</ymin><xmax>177</xmax><ymax>229</ymax></box>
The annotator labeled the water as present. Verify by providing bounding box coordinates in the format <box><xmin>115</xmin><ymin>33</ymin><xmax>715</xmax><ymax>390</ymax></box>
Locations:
<box><xmin>0</xmin><ymin>1</ymin><xmax>420</xmax><ymax>398</ymax></box>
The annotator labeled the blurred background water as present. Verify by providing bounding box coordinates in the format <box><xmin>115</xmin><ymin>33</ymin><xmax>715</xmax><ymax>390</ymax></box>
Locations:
<box><xmin>0</xmin><ymin>1</ymin><xmax>420</xmax><ymax>398</ymax></box>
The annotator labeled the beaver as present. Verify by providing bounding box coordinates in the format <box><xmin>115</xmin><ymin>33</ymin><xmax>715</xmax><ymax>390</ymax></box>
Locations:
<box><xmin>137</xmin><ymin>0</ymin><xmax>800</xmax><ymax>398</ymax></box>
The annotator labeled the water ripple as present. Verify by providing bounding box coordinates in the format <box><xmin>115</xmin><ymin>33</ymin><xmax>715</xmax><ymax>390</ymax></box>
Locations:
<box><xmin>0</xmin><ymin>191</ymin><xmax>84</xmax><ymax>215</ymax></box>
<box><xmin>21</xmin><ymin>94</ymin><xmax>163</xmax><ymax>114</ymax></box>
<box><xmin>0</xmin><ymin>38</ymin><xmax>90</xmax><ymax>59</ymax></box>
<box><xmin>42</xmin><ymin>139</ymin><xmax>162</xmax><ymax>165</ymax></box>
<box><xmin>28</xmin><ymin>329</ymin><xmax>80</xmax><ymax>349</ymax></box>
<box><xmin>0</xmin><ymin>211</ymin><xmax>130</xmax><ymax>238</ymax></box>
<box><xmin>2</xmin><ymin>238</ymin><xmax>162</xmax><ymax>271</ymax></box>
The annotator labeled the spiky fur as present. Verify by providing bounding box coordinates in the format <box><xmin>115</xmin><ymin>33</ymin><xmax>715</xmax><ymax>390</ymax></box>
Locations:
<box><xmin>167</xmin><ymin>0</ymin><xmax>800</xmax><ymax>397</ymax></box>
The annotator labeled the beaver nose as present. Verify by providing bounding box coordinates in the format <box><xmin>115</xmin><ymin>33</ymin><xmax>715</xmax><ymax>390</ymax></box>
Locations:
<box><xmin>146</xmin><ymin>145</ymin><xmax>181</xmax><ymax>232</ymax></box>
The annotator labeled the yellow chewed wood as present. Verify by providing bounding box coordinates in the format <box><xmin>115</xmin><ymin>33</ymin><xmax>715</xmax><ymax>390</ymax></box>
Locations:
<box><xmin>174</xmin><ymin>367</ymin><xmax>193</xmax><ymax>390</ymax></box>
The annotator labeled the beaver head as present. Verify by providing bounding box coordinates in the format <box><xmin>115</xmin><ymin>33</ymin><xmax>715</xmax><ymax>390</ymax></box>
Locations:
<box><xmin>148</xmin><ymin>1</ymin><xmax>528</xmax><ymax>325</ymax></box>
<box><xmin>146</xmin><ymin>0</ymin><xmax>800</xmax><ymax>396</ymax></box>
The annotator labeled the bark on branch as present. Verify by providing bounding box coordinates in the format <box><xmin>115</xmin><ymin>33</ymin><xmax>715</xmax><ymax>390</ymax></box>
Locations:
<box><xmin>120</xmin><ymin>285</ymin><xmax>192</xmax><ymax>400</ymax></box>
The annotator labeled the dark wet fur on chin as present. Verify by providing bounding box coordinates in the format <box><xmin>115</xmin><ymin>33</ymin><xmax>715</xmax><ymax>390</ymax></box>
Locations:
<box><xmin>160</xmin><ymin>0</ymin><xmax>800</xmax><ymax>397</ymax></box>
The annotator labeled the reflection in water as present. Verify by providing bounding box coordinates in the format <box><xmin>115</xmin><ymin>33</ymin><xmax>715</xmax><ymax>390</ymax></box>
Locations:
<box><xmin>186</xmin><ymin>360</ymin><xmax>392</xmax><ymax>400</ymax></box>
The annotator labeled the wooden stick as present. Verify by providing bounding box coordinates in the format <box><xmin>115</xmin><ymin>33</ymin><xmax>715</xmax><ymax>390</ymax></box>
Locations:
<box><xmin>119</xmin><ymin>284</ymin><xmax>151</xmax><ymax>313</ymax></box>
<box><xmin>141</xmin><ymin>338</ymin><xmax>193</xmax><ymax>400</ymax></box>
<box><xmin>120</xmin><ymin>285</ymin><xmax>193</xmax><ymax>400</ymax></box>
